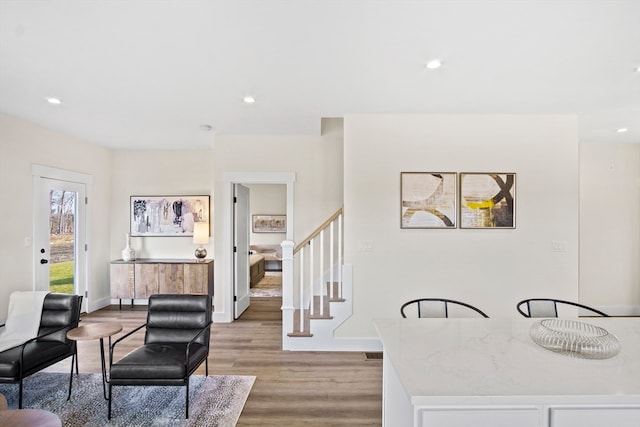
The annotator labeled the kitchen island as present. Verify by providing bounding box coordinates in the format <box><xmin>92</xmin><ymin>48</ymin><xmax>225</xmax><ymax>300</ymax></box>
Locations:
<box><xmin>374</xmin><ymin>317</ymin><xmax>640</xmax><ymax>427</ymax></box>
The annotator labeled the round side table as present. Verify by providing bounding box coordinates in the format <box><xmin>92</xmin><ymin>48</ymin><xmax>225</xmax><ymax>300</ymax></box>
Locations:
<box><xmin>0</xmin><ymin>408</ymin><xmax>62</xmax><ymax>427</ymax></box>
<box><xmin>67</xmin><ymin>322</ymin><xmax>123</xmax><ymax>400</ymax></box>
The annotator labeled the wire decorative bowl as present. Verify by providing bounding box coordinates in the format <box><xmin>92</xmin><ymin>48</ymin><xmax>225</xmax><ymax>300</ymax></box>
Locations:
<box><xmin>529</xmin><ymin>319</ymin><xmax>621</xmax><ymax>359</ymax></box>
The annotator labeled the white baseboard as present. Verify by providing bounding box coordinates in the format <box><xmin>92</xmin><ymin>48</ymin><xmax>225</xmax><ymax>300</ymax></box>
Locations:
<box><xmin>87</xmin><ymin>296</ymin><xmax>112</xmax><ymax>313</ymax></box>
<box><xmin>213</xmin><ymin>311</ymin><xmax>233</xmax><ymax>323</ymax></box>
<box><xmin>284</xmin><ymin>337</ymin><xmax>383</xmax><ymax>352</ymax></box>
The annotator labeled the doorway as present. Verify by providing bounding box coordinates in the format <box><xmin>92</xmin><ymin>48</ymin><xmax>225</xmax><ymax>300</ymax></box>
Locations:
<box><xmin>246</xmin><ymin>183</ymin><xmax>286</xmax><ymax>299</ymax></box>
<box><xmin>218</xmin><ymin>172</ymin><xmax>295</xmax><ymax>323</ymax></box>
<box><xmin>233</xmin><ymin>184</ymin><xmax>251</xmax><ymax>319</ymax></box>
<box><xmin>33</xmin><ymin>165</ymin><xmax>90</xmax><ymax>312</ymax></box>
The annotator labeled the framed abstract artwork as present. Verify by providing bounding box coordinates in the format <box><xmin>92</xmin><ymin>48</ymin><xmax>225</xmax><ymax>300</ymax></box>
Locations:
<box><xmin>252</xmin><ymin>215</ymin><xmax>286</xmax><ymax>233</ymax></box>
<box><xmin>130</xmin><ymin>195</ymin><xmax>210</xmax><ymax>236</ymax></box>
<box><xmin>459</xmin><ymin>173</ymin><xmax>516</xmax><ymax>229</ymax></box>
<box><xmin>401</xmin><ymin>172</ymin><xmax>457</xmax><ymax>228</ymax></box>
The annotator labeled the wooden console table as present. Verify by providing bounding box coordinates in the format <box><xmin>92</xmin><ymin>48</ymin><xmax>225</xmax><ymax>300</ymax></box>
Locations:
<box><xmin>110</xmin><ymin>259</ymin><xmax>213</xmax><ymax>308</ymax></box>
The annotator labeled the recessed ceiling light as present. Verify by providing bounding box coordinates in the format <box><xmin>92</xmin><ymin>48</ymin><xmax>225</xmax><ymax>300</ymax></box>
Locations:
<box><xmin>635</xmin><ymin>66</ymin><xmax>640</xmax><ymax>73</ymax></box>
<box><xmin>45</xmin><ymin>97</ymin><xmax>62</xmax><ymax>105</ymax></box>
<box><xmin>425</xmin><ymin>59</ymin><xmax>442</xmax><ymax>70</ymax></box>
<box><xmin>616</xmin><ymin>128</ymin><xmax>628</xmax><ymax>133</ymax></box>
<box><xmin>243</xmin><ymin>96</ymin><xmax>255</xmax><ymax>104</ymax></box>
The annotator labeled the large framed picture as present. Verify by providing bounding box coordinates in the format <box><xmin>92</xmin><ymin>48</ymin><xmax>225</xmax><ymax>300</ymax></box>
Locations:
<box><xmin>252</xmin><ymin>214</ymin><xmax>286</xmax><ymax>233</ymax></box>
<box><xmin>459</xmin><ymin>173</ymin><xmax>516</xmax><ymax>229</ymax></box>
<box><xmin>401</xmin><ymin>172</ymin><xmax>457</xmax><ymax>228</ymax></box>
<box><xmin>130</xmin><ymin>195</ymin><xmax>210</xmax><ymax>236</ymax></box>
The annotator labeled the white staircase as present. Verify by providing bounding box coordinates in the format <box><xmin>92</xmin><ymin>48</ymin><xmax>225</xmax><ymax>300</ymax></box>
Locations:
<box><xmin>280</xmin><ymin>208</ymin><xmax>382</xmax><ymax>352</ymax></box>
<box><xmin>281</xmin><ymin>209</ymin><xmax>353</xmax><ymax>350</ymax></box>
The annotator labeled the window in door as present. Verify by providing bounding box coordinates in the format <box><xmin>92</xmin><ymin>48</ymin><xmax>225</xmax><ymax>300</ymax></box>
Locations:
<box><xmin>48</xmin><ymin>188</ymin><xmax>77</xmax><ymax>294</ymax></box>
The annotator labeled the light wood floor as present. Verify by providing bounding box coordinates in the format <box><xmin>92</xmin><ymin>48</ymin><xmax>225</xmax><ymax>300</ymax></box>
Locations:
<box><xmin>45</xmin><ymin>297</ymin><xmax>383</xmax><ymax>426</ymax></box>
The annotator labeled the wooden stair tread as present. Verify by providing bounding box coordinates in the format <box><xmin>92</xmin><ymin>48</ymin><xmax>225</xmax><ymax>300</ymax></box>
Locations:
<box><xmin>287</xmin><ymin>331</ymin><xmax>313</xmax><ymax>337</ymax></box>
<box><xmin>289</xmin><ymin>281</ymin><xmax>345</xmax><ymax>338</ymax></box>
<box><xmin>326</xmin><ymin>282</ymin><xmax>343</xmax><ymax>301</ymax></box>
<box><xmin>289</xmin><ymin>308</ymin><xmax>312</xmax><ymax>337</ymax></box>
<box><xmin>308</xmin><ymin>313</ymin><xmax>333</xmax><ymax>319</ymax></box>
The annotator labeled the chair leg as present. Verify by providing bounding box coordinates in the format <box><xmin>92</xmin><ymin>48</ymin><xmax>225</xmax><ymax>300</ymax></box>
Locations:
<box><xmin>68</xmin><ymin>353</ymin><xmax>75</xmax><ymax>400</ymax></box>
<box><xmin>205</xmin><ymin>357</ymin><xmax>209</xmax><ymax>377</ymax></box>
<box><xmin>18</xmin><ymin>378</ymin><xmax>23</xmax><ymax>409</ymax></box>
<box><xmin>108</xmin><ymin>384</ymin><xmax>112</xmax><ymax>419</ymax></box>
<box><xmin>185</xmin><ymin>379</ymin><xmax>189</xmax><ymax>419</ymax></box>
<box><xmin>75</xmin><ymin>348</ymin><xmax>79</xmax><ymax>374</ymax></box>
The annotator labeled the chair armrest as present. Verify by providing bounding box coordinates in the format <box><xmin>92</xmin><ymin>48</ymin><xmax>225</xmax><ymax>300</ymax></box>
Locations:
<box><xmin>1</xmin><ymin>324</ymin><xmax>72</xmax><ymax>354</ymax></box>
<box><xmin>185</xmin><ymin>321</ymin><xmax>213</xmax><ymax>373</ymax></box>
<box><xmin>109</xmin><ymin>323</ymin><xmax>146</xmax><ymax>367</ymax></box>
<box><xmin>17</xmin><ymin>324</ymin><xmax>77</xmax><ymax>370</ymax></box>
<box><xmin>22</xmin><ymin>324</ymin><xmax>75</xmax><ymax>347</ymax></box>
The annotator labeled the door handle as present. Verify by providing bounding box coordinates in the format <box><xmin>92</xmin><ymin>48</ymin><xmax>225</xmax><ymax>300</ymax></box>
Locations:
<box><xmin>40</xmin><ymin>259</ymin><xmax>49</xmax><ymax>264</ymax></box>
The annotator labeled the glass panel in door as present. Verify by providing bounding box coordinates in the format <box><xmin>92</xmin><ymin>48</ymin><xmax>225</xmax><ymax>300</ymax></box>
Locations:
<box><xmin>48</xmin><ymin>189</ymin><xmax>77</xmax><ymax>293</ymax></box>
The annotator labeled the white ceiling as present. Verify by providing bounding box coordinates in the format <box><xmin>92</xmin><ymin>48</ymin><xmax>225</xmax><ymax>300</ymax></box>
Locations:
<box><xmin>1</xmin><ymin>0</ymin><xmax>639</xmax><ymax>150</ymax></box>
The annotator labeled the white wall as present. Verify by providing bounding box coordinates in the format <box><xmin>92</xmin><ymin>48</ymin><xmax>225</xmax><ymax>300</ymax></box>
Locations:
<box><xmin>3</xmin><ymin>111</ymin><xmax>637</xmax><ymax>335</ymax></box>
<box><xmin>109</xmin><ymin>149</ymin><xmax>214</xmax><ymax>261</ymax></box>
<box><xmin>580</xmin><ymin>143</ymin><xmax>640</xmax><ymax>315</ymax></box>
<box><xmin>212</xmin><ymin>118</ymin><xmax>344</xmax><ymax>320</ymax></box>
<box><xmin>339</xmin><ymin>114</ymin><xmax>580</xmax><ymax>337</ymax></box>
<box><xmin>247</xmin><ymin>183</ymin><xmax>287</xmax><ymax>245</ymax></box>
<box><xmin>0</xmin><ymin>113</ymin><xmax>112</xmax><ymax>317</ymax></box>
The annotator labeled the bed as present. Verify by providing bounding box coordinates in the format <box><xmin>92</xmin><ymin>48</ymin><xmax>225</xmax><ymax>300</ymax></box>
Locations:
<box><xmin>250</xmin><ymin>254</ymin><xmax>265</xmax><ymax>287</ymax></box>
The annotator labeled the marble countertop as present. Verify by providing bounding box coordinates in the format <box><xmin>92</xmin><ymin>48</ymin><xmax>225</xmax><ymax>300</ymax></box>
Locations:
<box><xmin>374</xmin><ymin>317</ymin><xmax>640</xmax><ymax>405</ymax></box>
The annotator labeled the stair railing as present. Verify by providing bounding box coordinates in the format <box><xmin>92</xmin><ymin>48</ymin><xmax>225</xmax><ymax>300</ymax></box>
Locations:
<box><xmin>281</xmin><ymin>208</ymin><xmax>343</xmax><ymax>338</ymax></box>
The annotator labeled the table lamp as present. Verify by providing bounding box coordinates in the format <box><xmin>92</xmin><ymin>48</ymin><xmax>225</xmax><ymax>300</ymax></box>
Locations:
<box><xmin>193</xmin><ymin>222</ymin><xmax>209</xmax><ymax>261</ymax></box>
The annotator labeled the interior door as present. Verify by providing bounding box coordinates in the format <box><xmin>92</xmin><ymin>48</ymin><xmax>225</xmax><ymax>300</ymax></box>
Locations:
<box><xmin>34</xmin><ymin>178</ymin><xmax>87</xmax><ymax>311</ymax></box>
<box><xmin>233</xmin><ymin>184</ymin><xmax>251</xmax><ymax>318</ymax></box>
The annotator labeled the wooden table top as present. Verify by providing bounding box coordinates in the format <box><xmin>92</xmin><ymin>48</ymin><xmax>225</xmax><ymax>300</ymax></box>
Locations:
<box><xmin>67</xmin><ymin>322</ymin><xmax>123</xmax><ymax>341</ymax></box>
<box><xmin>0</xmin><ymin>409</ymin><xmax>62</xmax><ymax>427</ymax></box>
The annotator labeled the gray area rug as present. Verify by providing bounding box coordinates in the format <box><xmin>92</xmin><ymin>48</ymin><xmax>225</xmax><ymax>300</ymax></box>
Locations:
<box><xmin>251</xmin><ymin>271</ymin><xmax>282</xmax><ymax>297</ymax></box>
<box><xmin>0</xmin><ymin>372</ymin><xmax>255</xmax><ymax>426</ymax></box>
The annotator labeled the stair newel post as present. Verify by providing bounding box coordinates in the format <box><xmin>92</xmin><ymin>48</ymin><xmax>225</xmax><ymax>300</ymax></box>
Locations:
<box><xmin>338</xmin><ymin>213</ymin><xmax>343</xmax><ymax>299</ymax></box>
<box><xmin>309</xmin><ymin>240</ymin><xmax>314</xmax><ymax>317</ymax></box>
<box><xmin>299</xmin><ymin>246</ymin><xmax>305</xmax><ymax>333</ymax></box>
<box><xmin>319</xmin><ymin>229</ymin><xmax>324</xmax><ymax>316</ymax></box>
<box><xmin>281</xmin><ymin>240</ymin><xmax>295</xmax><ymax>348</ymax></box>
<box><xmin>329</xmin><ymin>220</ymin><xmax>335</xmax><ymax>299</ymax></box>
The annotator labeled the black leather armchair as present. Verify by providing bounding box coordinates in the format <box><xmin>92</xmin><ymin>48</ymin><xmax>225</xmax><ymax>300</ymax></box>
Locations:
<box><xmin>0</xmin><ymin>293</ymin><xmax>83</xmax><ymax>408</ymax></box>
<box><xmin>108</xmin><ymin>294</ymin><xmax>212</xmax><ymax>419</ymax></box>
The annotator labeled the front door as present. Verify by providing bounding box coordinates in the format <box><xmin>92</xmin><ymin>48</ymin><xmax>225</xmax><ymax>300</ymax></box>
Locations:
<box><xmin>34</xmin><ymin>178</ymin><xmax>87</xmax><ymax>310</ymax></box>
<box><xmin>233</xmin><ymin>184</ymin><xmax>250</xmax><ymax>318</ymax></box>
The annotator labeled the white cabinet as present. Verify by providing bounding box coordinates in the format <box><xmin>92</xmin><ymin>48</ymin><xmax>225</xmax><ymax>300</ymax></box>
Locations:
<box><xmin>419</xmin><ymin>408</ymin><xmax>540</xmax><ymax>427</ymax></box>
<box><xmin>549</xmin><ymin>407</ymin><xmax>640</xmax><ymax>427</ymax></box>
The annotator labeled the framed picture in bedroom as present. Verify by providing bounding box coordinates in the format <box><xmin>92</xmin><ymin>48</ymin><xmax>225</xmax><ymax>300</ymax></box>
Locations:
<box><xmin>401</xmin><ymin>172</ymin><xmax>457</xmax><ymax>229</ymax></box>
<box><xmin>459</xmin><ymin>173</ymin><xmax>516</xmax><ymax>229</ymax></box>
<box><xmin>252</xmin><ymin>215</ymin><xmax>286</xmax><ymax>233</ymax></box>
<box><xmin>130</xmin><ymin>195</ymin><xmax>210</xmax><ymax>236</ymax></box>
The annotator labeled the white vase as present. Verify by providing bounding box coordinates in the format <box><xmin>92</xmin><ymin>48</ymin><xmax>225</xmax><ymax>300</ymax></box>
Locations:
<box><xmin>122</xmin><ymin>233</ymin><xmax>136</xmax><ymax>261</ymax></box>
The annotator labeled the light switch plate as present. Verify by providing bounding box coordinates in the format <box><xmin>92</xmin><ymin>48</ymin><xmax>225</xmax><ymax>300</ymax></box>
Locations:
<box><xmin>551</xmin><ymin>240</ymin><xmax>567</xmax><ymax>252</ymax></box>
<box><xmin>358</xmin><ymin>240</ymin><xmax>373</xmax><ymax>251</ymax></box>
